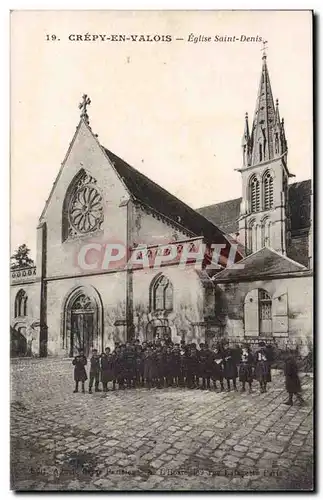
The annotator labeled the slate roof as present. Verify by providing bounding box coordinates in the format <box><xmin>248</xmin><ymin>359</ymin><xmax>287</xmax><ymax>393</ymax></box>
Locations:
<box><xmin>103</xmin><ymin>147</ymin><xmax>235</xmax><ymax>246</ymax></box>
<box><xmin>196</xmin><ymin>180</ymin><xmax>311</xmax><ymax>236</ymax></box>
<box><xmin>288</xmin><ymin>180</ymin><xmax>312</xmax><ymax>233</ymax></box>
<box><xmin>197</xmin><ymin>198</ymin><xmax>241</xmax><ymax>234</ymax></box>
<box><xmin>214</xmin><ymin>247</ymin><xmax>306</xmax><ymax>282</ymax></box>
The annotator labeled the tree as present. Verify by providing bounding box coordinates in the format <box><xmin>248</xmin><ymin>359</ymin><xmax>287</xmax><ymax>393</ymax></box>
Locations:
<box><xmin>10</xmin><ymin>244</ymin><xmax>35</xmax><ymax>269</ymax></box>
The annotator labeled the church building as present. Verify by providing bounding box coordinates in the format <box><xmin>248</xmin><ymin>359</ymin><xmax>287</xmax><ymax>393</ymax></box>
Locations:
<box><xmin>10</xmin><ymin>52</ymin><xmax>313</xmax><ymax>358</ymax></box>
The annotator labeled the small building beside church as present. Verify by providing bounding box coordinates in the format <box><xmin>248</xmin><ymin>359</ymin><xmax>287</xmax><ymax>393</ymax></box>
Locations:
<box><xmin>10</xmin><ymin>52</ymin><xmax>313</xmax><ymax>358</ymax></box>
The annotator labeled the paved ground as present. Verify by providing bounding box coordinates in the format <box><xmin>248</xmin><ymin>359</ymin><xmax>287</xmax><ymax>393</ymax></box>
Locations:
<box><xmin>10</xmin><ymin>358</ymin><xmax>314</xmax><ymax>491</ymax></box>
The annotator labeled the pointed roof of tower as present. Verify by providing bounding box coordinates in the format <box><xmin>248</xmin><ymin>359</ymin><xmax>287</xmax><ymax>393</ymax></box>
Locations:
<box><xmin>250</xmin><ymin>53</ymin><xmax>276</xmax><ymax>165</ymax></box>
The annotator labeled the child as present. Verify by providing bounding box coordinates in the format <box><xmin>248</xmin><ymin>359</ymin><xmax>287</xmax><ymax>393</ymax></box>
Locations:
<box><xmin>89</xmin><ymin>348</ymin><xmax>101</xmax><ymax>394</ymax></box>
<box><xmin>172</xmin><ymin>344</ymin><xmax>181</xmax><ymax>387</ymax></box>
<box><xmin>212</xmin><ymin>344</ymin><xmax>225</xmax><ymax>392</ymax></box>
<box><xmin>199</xmin><ymin>343</ymin><xmax>212</xmax><ymax>390</ymax></box>
<box><xmin>101</xmin><ymin>347</ymin><xmax>115</xmax><ymax>392</ymax></box>
<box><xmin>284</xmin><ymin>352</ymin><xmax>305</xmax><ymax>406</ymax></box>
<box><xmin>255</xmin><ymin>341</ymin><xmax>271</xmax><ymax>393</ymax></box>
<box><xmin>164</xmin><ymin>346</ymin><xmax>174</xmax><ymax>388</ymax></box>
<box><xmin>239</xmin><ymin>344</ymin><xmax>254</xmax><ymax>393</ymax></box>
<box><xmin>72</xmin><ymin>348</ymin><xmax>87</xmax><ymax>393</ymax></box>
<box><xmin>143</xmin><ymin>346</ymin><xmax>155</xmax><ymax>389</ymax></box>
<box><xmin>223</xmin><ymin>342</ymin><xmax>238</xmax><ymax>391</ymax></box>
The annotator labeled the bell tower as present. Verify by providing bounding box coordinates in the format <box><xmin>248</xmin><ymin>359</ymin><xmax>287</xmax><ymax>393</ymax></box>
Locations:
<box><xmin>238</xmin><ymin>46</ymin><xmax>294</xmax><ymax>255</ymax></box>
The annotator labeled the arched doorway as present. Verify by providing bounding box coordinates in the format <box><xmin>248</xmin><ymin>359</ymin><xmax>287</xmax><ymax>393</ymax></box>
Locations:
<box><xmin>63</xmin><ymin>287</ymin><xmax>103</xmax><ymax>357</ymax></box>
<box><xmin>146</xmin><ymin>318</ymin><xmax>171</xmax><ymax>342</ymax></box>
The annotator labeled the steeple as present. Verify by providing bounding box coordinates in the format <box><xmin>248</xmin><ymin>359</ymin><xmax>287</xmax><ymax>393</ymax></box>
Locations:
<box><xmin>241</xmin><ymin>51</ymin><xmax>288</xmax><ymax>169</ymax></box>
<box><xmin>249</xmin><ymin>52</ymin><xmax>276</xmax><ymax>166</ymax></box>
<box><xmin>238</xmin><ymin>48</ymin><xmax>292</xmax><ymax>257</ymax></box>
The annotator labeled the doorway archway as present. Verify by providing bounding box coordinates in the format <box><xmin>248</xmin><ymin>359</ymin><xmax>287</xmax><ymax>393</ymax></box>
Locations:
<box><xmin>63</xmin><ymin>286</ymin><xmax>103</xmax><ymax>357</ymax></box>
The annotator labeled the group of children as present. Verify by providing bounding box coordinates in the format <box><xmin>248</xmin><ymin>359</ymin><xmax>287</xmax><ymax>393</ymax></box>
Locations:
<box><xmin>72</xmin><ymin>338</ymin><xmax>276</xmax><ymax>396</ymax></box>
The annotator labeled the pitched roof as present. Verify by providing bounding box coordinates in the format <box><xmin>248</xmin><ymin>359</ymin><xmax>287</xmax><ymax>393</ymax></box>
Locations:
<box><xmin>196</xmin><ymin>180</ymin><xmax>311</xmax><ymax>236</ymax></box>
<box><xmin>288</xmin><ymin>179</ymin><xmax>312</xmax><ymax>232</ymax></box>
<box><xmin>197</xmin><ymin>198</ymin><xmax>241</xmax><ymax>235</ymax></box>
<box><xmin>213</xmin><ymin>246</ymin><xmax>306</xmax><ymax>282</ymax></box>
<box><xmin>103</xmin><ymin>147</ymin><xmax>234</xmax><ymax>246</ymax></box>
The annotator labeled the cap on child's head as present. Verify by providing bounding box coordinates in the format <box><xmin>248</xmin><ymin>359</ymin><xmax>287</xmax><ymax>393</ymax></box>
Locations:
<box><xmin>105</xmin><ymin>346</ymin><xmax>111</xmax><ymax>351</ymax></box>
<box><xmin>92</xmin><ymin>348</ymin><xmax>98</xmax><ymax>353</ymax></box>
<box><xmin>259</xmin><ymin>341</ymin><xmax>266</xmax><ymax>347</ymax></box>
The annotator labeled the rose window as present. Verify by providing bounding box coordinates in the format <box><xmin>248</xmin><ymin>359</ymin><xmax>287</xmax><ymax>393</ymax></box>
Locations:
<box><xmin>68</xmin><ymin>184</ymin><xmax>103</xmax><ymax>234</ymax></box>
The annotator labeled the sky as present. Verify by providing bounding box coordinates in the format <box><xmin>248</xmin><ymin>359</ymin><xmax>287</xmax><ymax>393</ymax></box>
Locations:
<box><xmin>10</xmin><ymin>10</ymin><xmax>313</xmax><ymax>259</ymax></box>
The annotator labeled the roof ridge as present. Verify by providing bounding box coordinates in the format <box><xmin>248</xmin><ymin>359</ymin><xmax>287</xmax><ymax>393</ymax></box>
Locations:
<box><xmin>196</xmin><ymin>197</ymin><xmax>242</xmax><ymax>211</ymax></box>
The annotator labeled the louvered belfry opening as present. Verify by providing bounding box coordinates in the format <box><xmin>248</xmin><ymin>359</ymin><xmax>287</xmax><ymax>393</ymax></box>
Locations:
<box><xmin>264</xmin><ymin>171</ymin><xmax>274</xmax><ymax>210</ymax></box>
<box><xmin>250</xmin><ymin>176</ymin><xmax>260</xmax><ymax>212</ymax></box>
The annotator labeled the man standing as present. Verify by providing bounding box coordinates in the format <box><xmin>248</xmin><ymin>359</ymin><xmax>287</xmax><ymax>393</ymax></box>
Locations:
<box><xmin>284</xmin><ymin>352</ymin><xmax>305</xmax><ymax>406</ymax></box>
<box><xmin>89</xmin><ymin>348</ymin><xmax>101</xmax><ymax>393</ymax></box>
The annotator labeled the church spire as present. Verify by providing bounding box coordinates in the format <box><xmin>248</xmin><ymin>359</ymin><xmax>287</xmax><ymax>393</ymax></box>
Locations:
<box><xmin>249</xmin><ymin>50</ymin><xmax>276</xmax><ymax>166</ymax></box>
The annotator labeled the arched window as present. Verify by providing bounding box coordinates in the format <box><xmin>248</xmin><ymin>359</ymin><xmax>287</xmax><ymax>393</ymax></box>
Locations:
<box><xmin>248</xmin><ymin>220</ymin><xmax>259</xmax><ymax>254</ymax></box>
<box><xmin>62</xmin><ymin>169</ymin><xmax>104</xmax><ymax>241</ymax></box>
<box><xmin>248</xmin><ymin>219</ymin><xmax>254</xmax><ymax>253</ymax></box>
<box><xmin>151</xmin><ymin>275</ymin><xmax>173</xmax><ymax>312</ymax></box>
<box><xmin>250</xmin><ymin>175</ymin><xmax>260</xmax><ymax>213</ymax></box>
<box><xmin>263</xmin><ymin>171</ymin><xmax>274</xmax><ymax>210</ymax></box>
<box><xmin>261</xmin><ymin>217</ymin><xmax>271</xmax><ymax>248</ymax></box>
<box><xmin>15</xmin><ymin>289</ymin><xmax>28</xmax><ymax>318</ymax></box>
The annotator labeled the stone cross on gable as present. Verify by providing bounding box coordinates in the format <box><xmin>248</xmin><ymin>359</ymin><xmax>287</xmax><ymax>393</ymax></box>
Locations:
<box><xmin>79</xmin><ymin>94</ymin><xmax>91</xmax><ymax>124</ymax></box>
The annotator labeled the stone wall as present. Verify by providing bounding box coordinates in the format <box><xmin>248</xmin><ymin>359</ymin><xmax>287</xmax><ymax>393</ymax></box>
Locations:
<box><xmin>46</xmin><ymin>272</ymin><xmax>127</xmax><ymax>356</ymax></box>
<box><xmin>132</xmin><ymin>265</ymin><xmax>207</xmax><ymax>344</ymax></box>
<box><xmin>10</xmin><ymin>281</ymin><xmax>41</xmax><ymax>356</ymax></box>
<box><xmin>216</xmin><ymin>274</ymin><xmax>313</xmax><ymax>354</ymax></box>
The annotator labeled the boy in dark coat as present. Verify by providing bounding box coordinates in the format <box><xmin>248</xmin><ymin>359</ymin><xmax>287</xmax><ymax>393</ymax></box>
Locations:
<box><xmin>135</xmin><ymin>345</ymin><xmax>144</xmax><ymax>387</ymax></box>
<box><xmin>101</xmin><ymin>347</ymin><xmax>115</xmax><ymax>392</ymax></box>
<box><xmin>72</xmin><ymin>348</ymin><xmax>87</xmax><ymax>393</ymax></box>
<box><xmin>223</xmin><ymin>342</ymin><xmax>238</xmax><ymax>391</ymax></box>
<box><xmin>255</xmin><ymin>341</ymin><xmax>271</xmax><ymax>393</ymax></box>
<box><xmin>179</xmin><ymin>342</ymin><xmax>188</xmax><ymax>387</ymax></box>
<box><xmin>186</xmin><ymin>344</ymin><xmax>199</xmax><ymax>389</ymax></box>
<box><xmin>199</xmin><ymin>343</ymin><xmax>212</xmax><ymax>390</ymax></box>
<box><xmin>164</xmin><ymin>346</ymin><xmax>174</xmax><ymax>387</ymax></box>
<box><xmin>172</xmin><ymin>344</ymin><xmax>181</xmax><ymax>387</ymax></box>
<box><xmin>155</xmin><ymin>345</ymin><xmax>165</xmax><ymax>388</ymax></box>
<box><xmin>124</xmin><ymin>343</ymin><xmax>136</xmax><ymax>389</ymax></box>
<box><xmin>284</xmin><ymin>353</ymin><xmax>305</xmax><ymax>406</ymax></box>
<box><xmin>88</xmin><ymin>348</ymin><xmax>101</xmax><ymax>393</ymax></box>
<box><xmin>143</xmin><ymin>346</ymin><xmax>155</xmax><ymax>389</ymax></box>
<box><xmin>239</xmin><ymin>344</ymin><xmax>254</xmax><ymax>393</ymax></box>
<box><xmin>212</xmin><ymin>344</ymin><xmax>225</xmax><ymax>391</ymax></box>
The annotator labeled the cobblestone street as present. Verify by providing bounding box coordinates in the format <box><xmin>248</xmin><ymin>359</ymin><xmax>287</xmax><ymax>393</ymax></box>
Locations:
<box><xmin>10</xmin><ymin>358</ymin><xmax>314</xmax><ymax>491</ymax></box>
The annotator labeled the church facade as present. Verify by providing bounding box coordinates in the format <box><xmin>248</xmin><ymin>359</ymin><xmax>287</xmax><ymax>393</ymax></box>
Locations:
<box><xmin>10</xmin><ymin>53</ymin><xmax>313</xmax><ymax>358</ymax></box>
